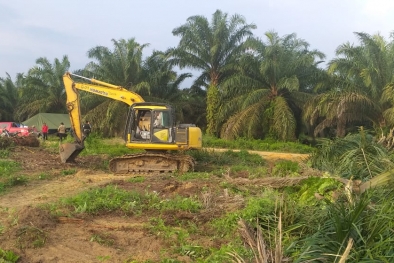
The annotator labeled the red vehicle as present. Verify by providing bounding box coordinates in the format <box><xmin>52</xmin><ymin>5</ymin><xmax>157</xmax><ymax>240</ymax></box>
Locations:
<box><xmin>0</xmin><ymin>122</ymin><xmax>37</xmax><ymax>137</ymax></box>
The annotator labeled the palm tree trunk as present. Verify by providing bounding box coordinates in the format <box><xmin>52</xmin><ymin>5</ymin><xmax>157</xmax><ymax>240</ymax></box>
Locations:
<box><xmin>206</xmin><ymin>84</ymin><xmax>220</xmax><ymax>136</ymax></box>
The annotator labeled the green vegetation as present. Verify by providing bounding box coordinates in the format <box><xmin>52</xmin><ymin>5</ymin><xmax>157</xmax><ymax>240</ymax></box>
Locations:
<box><xmin>0</xmin><ymin>149</ymin><xmax>10</xmax><ymax>158</ymax></box>
<box><xmin>203</xmin><ymin>135</ymin><xmax>314</xmax><ymax>153</ymax></box>
<box><xmin>0</xmin><ymin>160</ymin><xmax>26</xmax><ymax>194</ymax></box>
<box><xmin>0</xmin><ymin>248</ymin><xmax>19</xmax><ymax>263</ymax></box>
<box><xmin>61</xmin><ymin>185</ymin><xmax>144</xmax><ymax>215</ymax></box>
<box><xmin>90</xmin><ymin>232</ymin><xmax>115</xmax><ymax>247</ymax></box>
<box><xmin>1</xmin><ymin>134</ymin><xmax>393</xmax><ymax>262</ymax></box>
<box><xmin>59</xmin><ymin>185</ymin><xmax>202</xmax><ymax>216</ymax></box>
<box><xmin>272</xmin><ymin>160</ymin><xmax>299</xmax><ymax>177</ymax></box>
<box><xmin>310</xmin><ymin>129</ymin><xmax>394</xmax><ymax>180</ymax></box>
<box><xmin>190</xmin><ymin>148</ymin><xmax>264</xmax><ymax>166</ymax></box>
<box><xmin>60</xmin><ymin>168</ymin><xmax>77</xmax><ymax>176</ymax></box>
<box><xmin>80</xmin><ymin>134</ymin><xmax>140</xmax><ymax>157</ymax></box>
<box><xmin>16</xmin><ymin>225</ymin><xmax>47</xmax><ymax>249</ymax></box>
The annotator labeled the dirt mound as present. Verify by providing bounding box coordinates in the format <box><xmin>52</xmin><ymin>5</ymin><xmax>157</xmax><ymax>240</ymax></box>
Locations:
<box><xmin>0</xmin><ymin>206</ymin><xmax>56</xmax><ymax>251</ymax></box>
<box><xmin>0</xmin><ymin>135</ymin><xmax>40</xmax><ymax>149</ymax></box>
<box><xmin>17</xmin><ymin>206</ymin><xmax>57</xmax><ymax>229</ymax></box>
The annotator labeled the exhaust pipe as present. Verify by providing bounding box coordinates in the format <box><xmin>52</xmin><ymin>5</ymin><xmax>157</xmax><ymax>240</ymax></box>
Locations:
<box><xmin>59</xmin><ymin>143</ymin><xmax>84</xmax><ymax>163</ymax></box>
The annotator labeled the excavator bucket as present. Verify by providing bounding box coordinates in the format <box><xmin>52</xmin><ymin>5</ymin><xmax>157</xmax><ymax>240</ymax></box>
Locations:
<box><xmin>59</xmin><ymin>143</ymin><xmax>84</xmax><ymax>163</ymax></box>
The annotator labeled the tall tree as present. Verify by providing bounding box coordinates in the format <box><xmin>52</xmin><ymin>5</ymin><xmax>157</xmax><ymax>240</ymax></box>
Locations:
<box><xmin>83</xmin><ymin>39</ymin><xmax>190</xmax><ymax>136</ymax></box>
<box><xmin>304</xmin><ymin>32</ymin><xmax>394</xmax><ymax>137</ymax></box>
<box><xmin>82</xmin><ymin>38</ymin><xmax>149</xmax><ymax>136</ymax></box>
<box><xmin>219</xmin><ymin>32</ymin><xmax>325</xmax><ymax>140</ymax></box>
<box><xmin>139</xmin><ymin>50</ymin><xmax>191</xmax><ymax>102</ymax></box>
<box><xmin>0</xmin><ymin>73</ymin><xmax>20</xmax><ymax>121</ymax></box>
<box><xmin>15</xmin><ymin>56</ymin><xmax>70</xmax><ymax>121</ymax></box>
<box><xmin>170</xmin><ymin>9</ymin><xmax>256</xmax><ymax>135</ymax></box>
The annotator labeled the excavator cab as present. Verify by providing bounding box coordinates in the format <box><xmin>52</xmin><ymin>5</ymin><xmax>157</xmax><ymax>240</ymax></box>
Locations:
<box><xmin>125</xmin><ymin>103</ymin><xmax>175</xmax><ymax>144</ymax></box>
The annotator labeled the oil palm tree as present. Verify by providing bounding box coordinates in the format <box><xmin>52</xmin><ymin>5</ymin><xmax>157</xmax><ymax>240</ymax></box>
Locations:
<box><xmin>82</xmin><ymin>38</ymin><xmax>149</xmax><ymax>136</ymax></box>
<box><xmin>294</xmin><ymin>188</ymin><xmax>394</xmax><ymax>262</ymax></box>
<box><xmin>0</xmin><ymin>73</ymin><xmax>20</xmax><ymax>121</ymax></box>
<box><xmin>170</xmin><ymin>9</ymin><xmax>256</xmax><ymax>135</ymax></box>
<box><xmin>15</xmin><ymin>56</ymin><xmax>70</xmax><ymax>121</ymax></box>
<box><xmin>139</xmin><ymin>50</ymin><xmax>191</xmax><ymax>102</ymax></box>
<box><xmin>219</xmin><ymin>32</ymin><xmax>325</xmax><ymax>140</ymax></box>
<box><xmin>83</xmin><ymin>39</ymin><xmax>190</xmax><ymax>136</ymax></box>
<box><xmin>304</xmin><ymin>32</ymin><xmax>394</xmax><ymax>137</ymax></box>
<box><xmin>310</xmin><ymin>127</ymin><xmax>394</xmax><ymax>180</ymax></box>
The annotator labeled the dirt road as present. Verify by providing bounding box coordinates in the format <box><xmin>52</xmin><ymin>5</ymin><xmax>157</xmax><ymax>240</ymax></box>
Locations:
<box><xmin>204</xmin><ymin>147</ymin><xmax>310</xmax><ymax>163</ymax></box>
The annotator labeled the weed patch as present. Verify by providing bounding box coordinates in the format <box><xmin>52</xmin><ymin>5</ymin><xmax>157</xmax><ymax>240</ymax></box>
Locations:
<box><xmin>272</xmin><ymin>160</ymin><xmax>299</xmax><ymax>177</ymax></box>
<box><xmin>16</xmin><ymin>225</ymin><xmax>47</xmax><ymax>249</ymax></box>
<box><xmin>190</xmin><ymin>149</ymin><xmax>265</xmax><ymax>172</ymax></box>
<box><xmin>90</xmin><ymin>231</ymin><xmax>116</xmax><ymax>247</ymax></box>
<box><xmin>0</xmin><ymin>248</ymin><xmax>19</xmax><ymax>263</ymax></box>
<box><xmin>61</xmin><ymin>169</ymin><xmax>77</xmax><ymax>176</ymax></box>
<box><xmin>61</xmin><ymin>185</ymin><xmax>143</xmax><ymax>215</ymax></box>
<box><xmin>0</xmin><ymin>160</ymin><xmax>25</xmax><ymax>194</ymax></box>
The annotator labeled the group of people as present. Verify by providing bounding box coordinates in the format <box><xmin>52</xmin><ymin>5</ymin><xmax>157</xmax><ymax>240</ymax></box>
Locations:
<box><xmin>40</xmin><ymin>121</ymin><xmax>92</xmax><ymax>142</ymax></box>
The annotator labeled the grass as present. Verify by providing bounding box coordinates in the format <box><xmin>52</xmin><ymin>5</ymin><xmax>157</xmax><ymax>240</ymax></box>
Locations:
<box><xmin>80</xmin><ymin>134</ymin><xmax>140</xmax><ymax>157</ymax></box>
<box><xmin>189</xmin><ymin>149</ymin><xmax>265</xmax><ymax>173</ymax></box>
<box><xmin>203</xmin><ymin>134</ymin><xmax>314</xmax><ymax>153</ymax></box>
<box><xmin>60</xmin><ymin>185</ymin><xmax>143</xmax><ymax>215</ymax></box>
<box><xmin>16</xmin><ymin>225</ymin><xmax>47</xmax><ymax>249</ymax></box>
<box><xmin>0</xmin><ymin>248</ymin><xmax>19</xmax><ymax>262</ymax></box>
<box><xmin>60</xmin><ymin>168</ymin><xmax>77</xmax><ymax>176</ymax></box>
<box><xmin>0</xmin><ymin>160</ymin><xmax>27</xmax><ymax>194</ymax></box>
<box><xmin>58</xmin><ymin>184</ymin><xmax>202</xmax><ymax>216</ymax></box>
<box><xmin>272</xmin><ymin>160</ymin><xmax>300</xmax><ymax>177</ymax></box>
<box><xmin>90</xmin><ymin>231</ymin><xmax>115</xmax><ymax>247</ymax></box>
<box><xmin>0</xmin><ymin>149</ymin><xmax>10</xmax><ymax>158</ymax></box>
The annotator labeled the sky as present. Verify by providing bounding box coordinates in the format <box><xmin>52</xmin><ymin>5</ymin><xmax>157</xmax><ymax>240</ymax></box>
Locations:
<box><xmin>1</xmin><ymin>0</ymin><xmax>394</xmax><ymax>88</ymax></box>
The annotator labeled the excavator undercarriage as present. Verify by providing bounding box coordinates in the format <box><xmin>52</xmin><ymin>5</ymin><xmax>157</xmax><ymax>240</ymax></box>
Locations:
<box><xmin>108</xmin><ymin>152</ymin><xmax>195</xmax><ymax>174</ymax></box>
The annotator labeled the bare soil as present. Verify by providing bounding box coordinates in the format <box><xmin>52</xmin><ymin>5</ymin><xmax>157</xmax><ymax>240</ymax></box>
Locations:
<box><xmin>0</xmin><ymin>146</ymin><xmax>311</xmax><ymax>263</ymax></box>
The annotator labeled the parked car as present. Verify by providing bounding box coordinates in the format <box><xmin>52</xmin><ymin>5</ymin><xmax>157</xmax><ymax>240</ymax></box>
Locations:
<box><xmin>0</xmin><ymin>122</ymin><xmax>38</xmax><ymax>137</ymax></box>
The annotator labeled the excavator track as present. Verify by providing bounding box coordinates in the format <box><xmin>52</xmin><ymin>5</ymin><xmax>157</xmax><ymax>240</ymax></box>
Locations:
<box><xmin>108</xmin><ymin>152</ymin><xmax>195</xmax><ymax>174</ymax></box>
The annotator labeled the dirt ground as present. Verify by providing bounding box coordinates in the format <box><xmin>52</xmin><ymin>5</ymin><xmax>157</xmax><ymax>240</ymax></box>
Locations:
<box><xmin>0</xmin><ymin>146</ymin><xmax>310</xmax><ymax>263</ymax></box>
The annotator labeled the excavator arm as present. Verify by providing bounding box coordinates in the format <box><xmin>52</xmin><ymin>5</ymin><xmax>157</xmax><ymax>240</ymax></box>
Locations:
<box><xmin>60</xmin><ymin>72</ymin><xmax>145</xmax><ymax>163</ymax></box>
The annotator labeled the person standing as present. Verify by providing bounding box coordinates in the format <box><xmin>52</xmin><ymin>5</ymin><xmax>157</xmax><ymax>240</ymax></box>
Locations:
<box><xmin>82</xmin><ymin>121</ymin><xmax>92</xmax><ymax>137</ymax></box>
<box><xmin>58</xmin><ymin>122</ymin><xmax>66</xmax><ymax>142</ymax></box>
<box><xmin>41</xmin><ymin>122</ymin><xmax>49</xmax><ymax>141</ymax></box>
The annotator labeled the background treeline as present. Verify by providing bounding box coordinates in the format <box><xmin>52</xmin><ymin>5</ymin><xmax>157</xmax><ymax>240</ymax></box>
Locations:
<box><xmin>1</xmin><ymin>10</ymin><xmax>394</xmax><ymax>142</ymax></box>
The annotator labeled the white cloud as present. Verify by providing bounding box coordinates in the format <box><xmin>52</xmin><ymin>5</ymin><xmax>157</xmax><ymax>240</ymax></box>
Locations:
<box><xmin>361</xmin><ymin>0</ymin><xmax>394</xmax><ymax>17</ymax></box>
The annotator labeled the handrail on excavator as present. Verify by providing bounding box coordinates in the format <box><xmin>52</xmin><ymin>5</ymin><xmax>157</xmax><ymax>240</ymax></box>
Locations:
<box><xmin>67</xmin><ymin>72</ymin><xmax>123</xmax><ymax>90</ymax></box>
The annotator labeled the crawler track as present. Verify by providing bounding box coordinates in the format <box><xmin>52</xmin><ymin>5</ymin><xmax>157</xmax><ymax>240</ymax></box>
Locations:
<box><xmin>109</xmin><ymin>152</ymin><xmax>195</xmax><ymax>174</ymax></box>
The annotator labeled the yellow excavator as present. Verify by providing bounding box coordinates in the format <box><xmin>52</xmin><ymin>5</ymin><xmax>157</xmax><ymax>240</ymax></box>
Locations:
<box><xmin>60</xmin><ymin>72</ymin><xmax>202</xmax><ymax>173</ymax></box>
